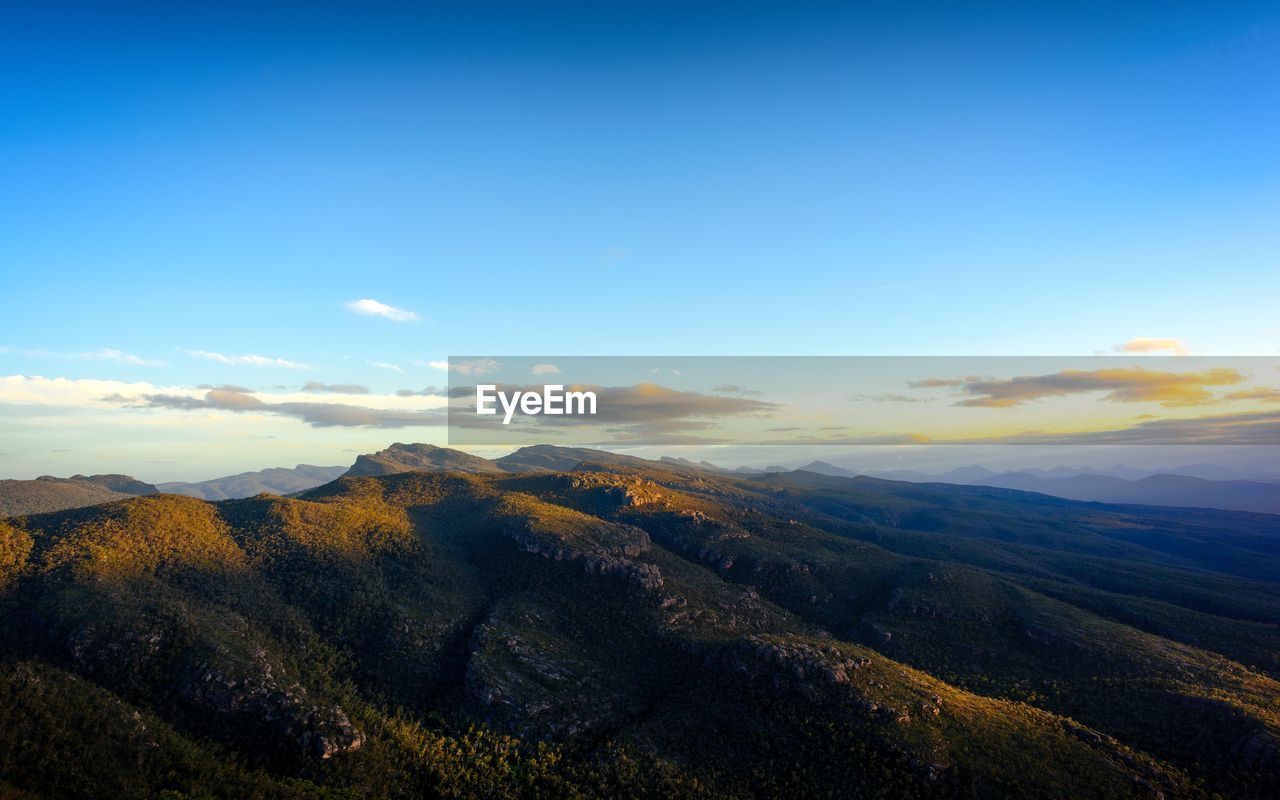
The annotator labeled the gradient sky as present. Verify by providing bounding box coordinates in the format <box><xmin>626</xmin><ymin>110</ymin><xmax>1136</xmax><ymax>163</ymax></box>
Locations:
<box><xmin>2</xmin><ymin>1</ymin><xmax>1279</xmax><ymax>479</ymax></box>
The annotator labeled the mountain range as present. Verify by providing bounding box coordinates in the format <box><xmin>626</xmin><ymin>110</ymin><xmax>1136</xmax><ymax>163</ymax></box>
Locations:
<box><xmin>157</xmin><ymin>464</ymin><xmax>349</xmax><ymax>501</ymax></box>
<box><xmin>775</xmin><ymin>462</ymin><xmax>1280</xmax><ymax>515</ymax></box>
<box><xmin>969</xmin><ymin>471</ymin><xmax>1280</xmax><ymax>515</ymax></box>
<box><xmin>0</xmin><ymin>443</ymin><xmax>1278</xmax><ymax>798</ymax></box>
<box><xmin>3</xmin><ymin>446</ymin><xmax>1278</xmax><ymax>519</ymax></box>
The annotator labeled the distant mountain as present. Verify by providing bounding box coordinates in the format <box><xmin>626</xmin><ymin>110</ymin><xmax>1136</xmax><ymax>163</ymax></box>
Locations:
<box><xmin>70</xmin><ymin>473</ymin><xmax>159</xmax><ymax>495</ymax></box>
<box><xmin>1089</xmin><ymin>465</ymin><xmax>1157</xmax><ymax>481</ymax></box>
<box><xmin>350</xmin><ymin>443</ymin><xmax>684</xmax><ymax>479</ymax></box>
<box><xmin>936</xmin><ymin>465</ymin><xmax>999</xmax><ymax>483</ymax></box>
<box><xmin>972</xmin><ymin>471</ymin><xmax>1280</xmax><ymax>515</ymax></box>
<box><xmin>976</xmin><ymin>471</ymin><xmax>1134</xmax><ymax>495</ymax></box>
<box><xmin>1161</xmin><ymin>462</ymin><xmax>1280</xmax><ymax>483</ymax></box>
<box><xmin>0</xmin><ymin>476</ymin><xmax>133</xmax><ymax>517</ymax></box>
<box><xmin>345</xmin><ymin>443</ymin><xmax>504</xmax><ymax>477</ymax></box>
<box><xmin>795</xmin><ymin>460</ymin><xmax>860</xmax><ymax>478</ymax></box>
<box><xmin>159</xmin><ymin>464</ymin><xmax>347</xmax><ymax>500</ymax></box>
<box><xmin>866</xmin><ymin>465</ymin><xmax>998</xmax><ymax>483</ymax></box>
<box><xmin>494</xmin><ymin>444</ymin><xmax>658</xmax><ymax>472</ymax></box>
<box><xmin>1089</xmin><ymin>473</ymin><xmax>1280</xmax><ymax>515</ymax></box>
<box><xmin>657</xmin><ymin>457</ymin><xmax>789</xmax><ymax>475</ymax></box>
<box><xmin>659</xmin><ymin>456</ymin><xmax>733</xmax><ymax>472</ymax></box>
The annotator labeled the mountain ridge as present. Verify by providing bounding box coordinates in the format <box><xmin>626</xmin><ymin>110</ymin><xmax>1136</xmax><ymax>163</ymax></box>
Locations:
<box><xmin>0</xmin><ymin>446</ymin><xmax>1277</xmax><ymax>797</ymax></box>
<box><xmin>158</xmin><ymin>464</ymin><xmax>348</xmax><ymax>500</ymax></box>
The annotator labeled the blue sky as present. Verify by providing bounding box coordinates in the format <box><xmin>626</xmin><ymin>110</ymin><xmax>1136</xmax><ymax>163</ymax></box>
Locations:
<box><xmin>2</xmin><ymin>1</ymin><xmax>1278</xmax><ymax>478</ymax></box>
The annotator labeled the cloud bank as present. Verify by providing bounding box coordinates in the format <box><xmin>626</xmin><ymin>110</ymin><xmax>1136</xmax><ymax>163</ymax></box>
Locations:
<box><xmin>138</xmin><ymin>388</ymin><xmax>443</xmax><ymax>428</ymax></box>
<box><xmin>918</xmin><ymin>367</ymin><xmax>1245</xmax><ymax>408</ymax></box>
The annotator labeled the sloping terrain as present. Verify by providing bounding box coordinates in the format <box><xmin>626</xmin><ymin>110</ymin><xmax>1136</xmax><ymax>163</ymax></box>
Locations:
<box><xmin>158</xmin><ymin>464</ymin><xmax>348</xmax><ymax>500</ymax></box>
<box><xmin>70</xmin><ymin>474</ymin><xmax>159</xmax><ymax>496</ymax></box>
<box><xmin>346</xmin><ymin>443</ymin><xmax>506</xmax><ymax>477</ymax></box>
<box><xmin>1</xmin><ymin>448</ymin><xmax>1278</xmax><ymax>798</ymax></box>
<box><xmin>0</xmin><ymin>477</ymin><xmax>135</xmax><ymax>518</ymax></box>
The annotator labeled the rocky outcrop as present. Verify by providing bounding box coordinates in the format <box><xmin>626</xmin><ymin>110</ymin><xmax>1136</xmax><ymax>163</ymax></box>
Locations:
<box><xmin>887</xmin><ymin>588</ymin><xmax>954</xmax><ymax>621</ymax></box>
<box><xmin>559</xmin><ymin>473</ymin><xmax>668</xmax><ymax>508</ymax></box>
<box><xmin>464</xmin><ymin>604</ymin><xmax>633</xmax><ymax>739</ymax></box>
<box><xmin>580</xmin><ymin>555</ymin><xmax>664</xmax><ymax>590</ymax></box>
<box><xmin>706</xmin><ymin>635</ymin><xmax>954</xmax><ymax>783</ymax></box>
<box><xmin>1063</xmin><ymin>721</ymin><xmax>1174</xmax><ymax>798</ymax></box>
<box><xmin>64</xmin><ymin>621</ymin><xmax>364</xmax><ymax>760</ymax></box>
<box><xmin>1235</xmin><ymin>728</ymin><xmax>1280</xmax><ymax>778</ymax></box>
<box><xmin>714</xmin><ymin>635</ymin><xmax>872</xmax><ymax>702</ymax></box>
<box><xmin>180</xmin><ymin>645</ymin><xmax>365</xmax><ymax>759</ymax></box>
<box><xmin>503</xmin><ymin>517</ymin><xmax>663</xmax><ymax>591</ymax></box>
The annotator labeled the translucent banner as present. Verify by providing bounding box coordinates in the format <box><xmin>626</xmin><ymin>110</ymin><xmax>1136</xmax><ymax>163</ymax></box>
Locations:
<box><xmin>445</xmin><ymin>356</ymin><xmax>1280</xmax><ymax>446</ymax></box>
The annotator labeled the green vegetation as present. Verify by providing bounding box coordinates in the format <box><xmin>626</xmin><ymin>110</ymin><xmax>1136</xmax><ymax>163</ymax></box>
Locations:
<box><xmin>1</xmin><ymin>450</ymin><xmax>1277</xmax><ymax>798</ymax></box>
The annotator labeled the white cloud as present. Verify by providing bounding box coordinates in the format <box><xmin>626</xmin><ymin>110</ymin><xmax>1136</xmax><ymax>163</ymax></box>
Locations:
<box><xmin>0</xmin><ymin>375</ymin><xmax>194</xmax><ymax>407</ymax></box>
<box><xmin>0</xmin><ymin>347</ymin><xmax>164</xmax><ymax>366</ymax></box>
<box><xmin>96</xmin><ymin>348</ymin><xmax>161</xmax><ymax>366</ymax></box>
<box><xmin>1113</xmin><ymin>337</ymin><xmax>1189</xmax><ymax>356</ymax></box>
<box><xmin>531</xmin><ymin>363</ymin><xmax>561</xmax><ymax>375</ymax></box>
<box><xmin>451</xmin><ymin>359</ymin><xmax>499</xmax><ymax>375</ymax></box>
<box><xmin>415</xmin><ymin>359</ymin><xmax>498</xmax><ymax>375</ymax></box>
<box><xmin>367</xmin><ymin>360</ymin><xmax>405</xmax><ymax>374</ymax></box>
<box><xmin>0</xmin><ymin>375</ymin><xmax>445</xmax><ymax>412</ymax></box>
<box><xmin>345</xmin><ymin>298</ymin><xmax>418</xmax><ymax>322</ymax></box>
<box><xmin>184</xmin><ymin>350</ymin><xmax>311</xmax><ymax>370</ymax></box>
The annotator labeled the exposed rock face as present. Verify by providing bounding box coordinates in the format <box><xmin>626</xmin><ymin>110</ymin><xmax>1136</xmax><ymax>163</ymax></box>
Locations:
<box><xmin>580</xmin><ymin>555</ymin><xmax>664</xmax><ymax>590</ymax></box>
<box><xmin>719</xmin><ymin>635</ymin><xmax>872</xmax><ymax>696</ymax></box>
<box><xmin>1063</xmin><ymin>721</ymin><xmax>1174</xmax><ymax>798</ymax></box>
<box><xmin>64</xmin><ymin>621</ymin><xmax>364</xmax><ymax>760</ymax></box>
<box><xmin>502</xmin><ymin>516</ymin><xmax>663</xmax><ymax>591</ymax></box>
<box><xmin>180</xmin><ymin>646</ymin><xmax>365</xmax><ymax>759</ymax></box>
<box><xmin>705</xmin><ymin>635</ymin><xmax>956</xmax><ymax>784</ymax></box>
<box><xmin>464</xmin><ymin>603</ymin><xmax>634</xmax><ymax>739</ymax></box>
<box><xmin>622</xmin><ymin>508</ymin><xmax>753</xmax><ymax>576</ymax></box>
<box><xmin>503</xmin><ymin>517</ymin><xmax>651</xmax><ymax>560</ymax></box>
<box><xmin>887</xmin><ymin>588</ymin><xmax>954</xmax><ymax>621</ymax></box>
<box><xmin>559</xmin><ymin>473</ymin><xmax>668</xmax><ymax>508</ymax></box>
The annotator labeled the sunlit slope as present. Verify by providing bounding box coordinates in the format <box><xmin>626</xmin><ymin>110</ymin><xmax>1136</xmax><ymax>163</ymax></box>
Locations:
<box><xmin>0</xmin><ymin>456</ymin><xmax>1276</xmax><ymax>798</ymax></box>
